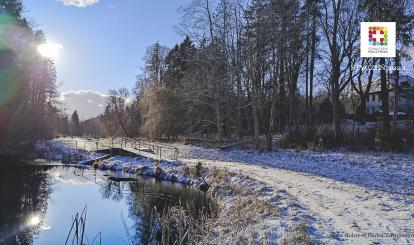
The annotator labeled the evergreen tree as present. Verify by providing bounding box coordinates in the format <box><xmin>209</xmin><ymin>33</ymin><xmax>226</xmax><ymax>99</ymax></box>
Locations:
<box><xmin>0</xmin><ymin>0</ymin><xmax>58</xmax><ymax>146</ymax></box>
<box><xmin>70</xmin><ymin>111</ymin><xmax>81</xmax><ymax>136</ymax></box>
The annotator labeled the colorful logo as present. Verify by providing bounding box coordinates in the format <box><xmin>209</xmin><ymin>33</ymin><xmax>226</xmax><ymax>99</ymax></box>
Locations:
<box><xmin>368</xmin><ymin>26</ymin><xmax>388</xmax><ymax>46</ymax></box>
<box><xmin>361</xmin><ymin>22</ymin><xmax>395</xmax><ymax>57</ymax></box>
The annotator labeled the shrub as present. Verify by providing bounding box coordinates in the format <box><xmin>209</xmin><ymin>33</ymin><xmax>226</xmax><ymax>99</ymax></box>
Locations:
<box><xmin>279</xmin><ymin>129</ymin><xmax>313</xmax><ymax>149</ymax></box>
<box><xmin>182</xmin><ymin>166</ymin><xmax>191</xmax><ymax>176</ymax></box>
<box><xmin>315</xmin><ymin>129</ymin><xmax>337</xmax><ymax>149</ymax></box>
<box><xmin>390</xmin><ymin>127</ymin><xmax>413</xmax><ymax>151</ymax></box>
<box><xmin>192</xmin><ymin>161</ymin><xmax>204</xmax><ymax>177</ymax></box>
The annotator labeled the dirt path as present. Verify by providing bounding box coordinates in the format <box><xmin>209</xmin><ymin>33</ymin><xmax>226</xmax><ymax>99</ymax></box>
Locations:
<box><xmin>184</xmin><ymin>158</ymin><xmax>414</xmax><ymax>245</ymax></box>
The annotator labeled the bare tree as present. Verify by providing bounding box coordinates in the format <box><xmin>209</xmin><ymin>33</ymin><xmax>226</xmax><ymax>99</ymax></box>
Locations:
<box><xmin>106</xmin><ymin>88</ymin><xmax>130</xmax><ymax>137</ymax></box>
<box><xmin>319</xmin><ymin>0</ymin><xmax>360</xmax><ymax>142</ymax></box>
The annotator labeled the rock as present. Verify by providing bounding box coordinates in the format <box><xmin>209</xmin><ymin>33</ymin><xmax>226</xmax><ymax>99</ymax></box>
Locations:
<box><xmin>109</xmin><ymin>176</ymin><xmax>136</xmax><ymax>182</ymax></box>
<box><xmin>198</xmin><ymin>182</ymin><xmax>210</xmax><ymax>192</ymax></box>
<box><xmin>168</xmin><ymin>174</ymin><xmax>178</xmax><ymax>182</ymax></box>
<box><xmin>155</xmin><ymin>166</ymin><xmax>164</xmax><ymax>176</ymax></box>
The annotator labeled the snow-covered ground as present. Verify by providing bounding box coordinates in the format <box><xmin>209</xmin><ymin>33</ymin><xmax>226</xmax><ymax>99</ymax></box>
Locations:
<box><xmin>164</xmin><ymin>144</ymin><xmax>414</xmax><ymax>244</ymax></box>
<box><xmin>36</xmin><ymin>139</ymin><xmax>414</xmax><ymax>244</ymax></box>
<box><xmin>169</xmin><ymin>145</ymin><xmax>414</xmax><ymax>195</ymax></box>
<box><xmin>35</xmin><ymin>140</ymin><xmax>204</xmax><ymax>186</ymax></box>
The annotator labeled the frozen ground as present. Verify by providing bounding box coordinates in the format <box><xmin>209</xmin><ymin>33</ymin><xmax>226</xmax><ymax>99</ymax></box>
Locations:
<box><xmin>165</xmin><ymin>144</ymin><xmax>414</xmax><ymax>244</ymax></box>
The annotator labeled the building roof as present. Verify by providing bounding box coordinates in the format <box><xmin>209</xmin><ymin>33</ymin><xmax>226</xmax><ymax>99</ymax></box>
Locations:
<box><xmin>368</xmin><ymin>75</ymin><xmax>414</xmax><ymax>94</ymax></box>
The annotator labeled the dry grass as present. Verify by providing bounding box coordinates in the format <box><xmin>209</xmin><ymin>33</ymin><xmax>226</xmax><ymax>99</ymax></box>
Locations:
<box><xmin>281</xmin><ymin>221</ymin><xmax>313</xmax><ymax>245</ymax></box>
<box><xmin>205</xmin><ymin>167</ymin><xmax>315</xmax><ymax>244</ymax></box>
<box><xmin>215</xmin><ymin>196</ymin><xmax>280</xmax><ymax>230</ymax></box>
<box><xmin>158</xmin><ymin>165</ymin><xmax>313</xmax><ymax>244</ymax></box>
<box><xmin>158</xmin><ymin>200</ymin><xmax>219</xmax><ymax>244</ymax></box>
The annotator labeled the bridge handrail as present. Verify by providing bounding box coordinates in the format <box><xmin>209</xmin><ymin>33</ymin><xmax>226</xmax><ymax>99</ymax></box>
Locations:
<box><xmin>58</xmin><ymin>137</ymin><xmax>180</xmax><ymax>160</ymax></box>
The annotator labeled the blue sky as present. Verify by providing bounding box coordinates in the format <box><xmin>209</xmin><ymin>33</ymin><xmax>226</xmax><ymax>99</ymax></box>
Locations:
<box><xmin>23</xmin><ymin>0</ymin><xmax>190</xmax><ymax>93</ymax></box>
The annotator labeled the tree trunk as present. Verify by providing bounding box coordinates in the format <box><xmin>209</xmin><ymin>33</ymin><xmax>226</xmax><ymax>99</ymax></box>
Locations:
<box><xmin>359</xmin><ymin>95</ymin><xmax>367</xmax><ymax>123</ymax></box>
<box><xmin>380</xmin><ymin>58</ymin><xmax>391</xmax><ymax>138</ymax></box>
<box><xmin>252</xmin><ymin>93</ymin><xmax>260</xmax><ymax>149</ymax></box>
<box><xmin>215</xmin><ymin>101</ymin><xmax>222</xmax><ymax>140</ymax></box>
<box><xmin>308</xmin><ymin>13</ymin><xmax>317</xmax><ymax>133</ymax></box>
<box><xmin>305</xmin><ymin>28</ymin><xmax>310</xmax><ymax>135</ymax></box>
<box><xmin>236</xmin><ymin>74</ymin><xmax>243</xmax><ymax>139</ymax></box>
<box><xmin>288</xmin><ymin>79</ymin><xmax>296</xmax><ymax>130</ymax></box>
<box><xmin>267</xmin><ymin>85</ymin><xmax>277</xmax><ymax>151</ymax></box>
<box><xmin>393</xmin><ymin>52</ymin><xmax>400</xmax><ymax>126</ymax></box>
<box><xmin>251</xmin><ymin>70</ymin><xmax>260</xmax><ymax>149</ymax></box>
<box><xmin>278</xmin><ymin>61</ymin><xmax>286</xmax><ymax>134</ymax></box>
<box><xmin>332</xmin><ymin>85</ymin><xmax>341</xmax><ymax>143</ymax></box>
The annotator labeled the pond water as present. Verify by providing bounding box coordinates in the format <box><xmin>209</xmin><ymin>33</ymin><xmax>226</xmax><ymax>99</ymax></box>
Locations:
<box><xmin>0</xmin><ymin>158</ymin><xmax>211</xmax><ymax>245</ymax></box>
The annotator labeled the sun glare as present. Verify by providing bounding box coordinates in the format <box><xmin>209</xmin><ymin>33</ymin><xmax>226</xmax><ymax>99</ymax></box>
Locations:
<box><xmin>27</xmin><ymin>215</ymin><xmax>41</xmax><ymax>226</ymax></box>
<box><xmin>37</xmin><ymin>41</ymin><xmax>63</xmax><ymax>60</ymax></box>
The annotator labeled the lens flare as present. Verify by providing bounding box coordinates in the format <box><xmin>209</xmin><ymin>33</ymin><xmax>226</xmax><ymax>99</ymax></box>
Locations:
<box><xmin>37</xmin><ymin>41</ymin><xmax>63</xmax><ymax>60</ymax></box>
<box><xmin>27</xmin><ymin>215</ymin><xmax>41</xmax><ymax>226</ymax></box>
<box><xmin>0</xmin><ymin>13</ymin><xmax>25</xmax><ymax>128</ymax></box>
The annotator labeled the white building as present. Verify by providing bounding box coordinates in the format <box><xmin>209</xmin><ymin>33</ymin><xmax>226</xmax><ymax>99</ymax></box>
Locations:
<box><xmin>366</xmin><ymin>75</ymin><xmax>414</xmax><ymax>115</ymax></box>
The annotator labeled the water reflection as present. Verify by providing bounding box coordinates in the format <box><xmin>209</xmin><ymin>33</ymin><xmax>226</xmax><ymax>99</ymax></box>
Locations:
<box><xmin>97</xmin><ymin>170</ymin><xmax>212</xmax><ymax>244</ymax></box>
<box><xmin>0</xmin><ymin>160</ymin><xmax>52</xmax><ymax>244</ymax></box>
<box><xmin>0</xmin><ymin>158</ymin><xmax>211</xmax><ymax>245</ymax></box>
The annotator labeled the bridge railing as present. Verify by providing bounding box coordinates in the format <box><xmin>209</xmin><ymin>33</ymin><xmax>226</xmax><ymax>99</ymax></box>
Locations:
<box><xmin>58</xmin><ymin>138</ymin><xmax>179</xmax><ymax>160</ymax></box>
<box><xmin>121</xmin><ymin>138</ymin><xmax>180</xmax><ymax>160</ymax></box>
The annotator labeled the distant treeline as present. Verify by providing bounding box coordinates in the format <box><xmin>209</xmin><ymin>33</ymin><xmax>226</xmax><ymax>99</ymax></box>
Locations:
<box><xmin>0</xmin><ymin>0</ymin><xmax>60</xmax><ymax>148</ymax></box>
<box><xmin>83</xmin><ymin>0</ymin><xmax>412</xmax><ymax>151</ymax></box>
<box><xmin>37</xmin><ymin>0</ymin><xmax>411</xmax><ymax>152</ymax></box>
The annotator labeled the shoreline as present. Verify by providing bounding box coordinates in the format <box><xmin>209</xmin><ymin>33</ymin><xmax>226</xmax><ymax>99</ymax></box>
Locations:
<box><xmin>34</xmin><ymin>140</ymin><xmax>209</xmax><ymax>190</ymax></box>
<box><xmin>34</xmin><ymin>139</ymin><xmax>305</xmax><ymax>244</ymax></box>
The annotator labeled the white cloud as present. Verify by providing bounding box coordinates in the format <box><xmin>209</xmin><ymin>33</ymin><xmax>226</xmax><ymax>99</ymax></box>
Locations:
<box><xmin>59</xmin><ymin>0</ymin><xmax>99</xmax><ymax>8</ymax></box>
<box><xmin>59</xmin><ymin>90</ymin><xmax>109</xmax><ymax>98</ymax></box>
<box><xmin>54</xmin><ymin>90</ymin><xmax>132</xmax><ymax>120</ymax></box>
<box><xmin>55</xmin><ymin>90</ymin><xmax>109</xmax><ymax>120</ymax></box>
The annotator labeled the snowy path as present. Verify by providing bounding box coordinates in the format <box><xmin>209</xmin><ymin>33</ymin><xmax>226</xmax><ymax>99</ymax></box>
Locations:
<box><xmin>171</xmin><ymin>146</ymin><xmax>414</xmax><ymax>244</ymax></box>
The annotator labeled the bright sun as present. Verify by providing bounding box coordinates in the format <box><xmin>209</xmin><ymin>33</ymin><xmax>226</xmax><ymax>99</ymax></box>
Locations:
<box><xmin>37</xmin><ymin>41</ymin><xmax>63</xmax><ymax>60</ymax></box>
<box><xmin>27</xmin><ymin>215</ymin><xmax>41</xmax><ymax>226</ymax></box>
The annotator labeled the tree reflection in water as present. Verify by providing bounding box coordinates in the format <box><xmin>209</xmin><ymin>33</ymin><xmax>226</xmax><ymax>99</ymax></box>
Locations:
<box><xmin>0</xmin><ymin>159</ymin><xmax>212</xmax><ymax>245</ymax></box>
<box><xmin>0</xmin><ymin>159</ymin><xmax>53</xmax><ymax>245</ymax></box>
<box><xmin>100</xmin><ymin>176</ymin><xmax>213</xmax><ymax>244</ymax></box>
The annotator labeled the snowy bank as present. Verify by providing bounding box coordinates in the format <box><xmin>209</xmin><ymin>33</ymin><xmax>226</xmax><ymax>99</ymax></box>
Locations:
<box><xmin>35</xmin><ymin>139</ymin><xmax>318</xmax><ymax>244</ymax></box>
<box><xmin>169</xmin><ymin>144</ymin><xmax>414</xmax><ymax>195</ymax></box>
<box><xmin>35</xmin><ymin>140</ymin><xmax>204</xmax><ymax>187</ymax></box>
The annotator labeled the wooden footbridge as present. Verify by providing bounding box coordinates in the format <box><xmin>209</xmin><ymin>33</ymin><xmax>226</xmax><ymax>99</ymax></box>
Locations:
<box><xmin>57</xmin><ymin>137</ymin><xmax>180</xmax><ymax>161</ymax></box>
